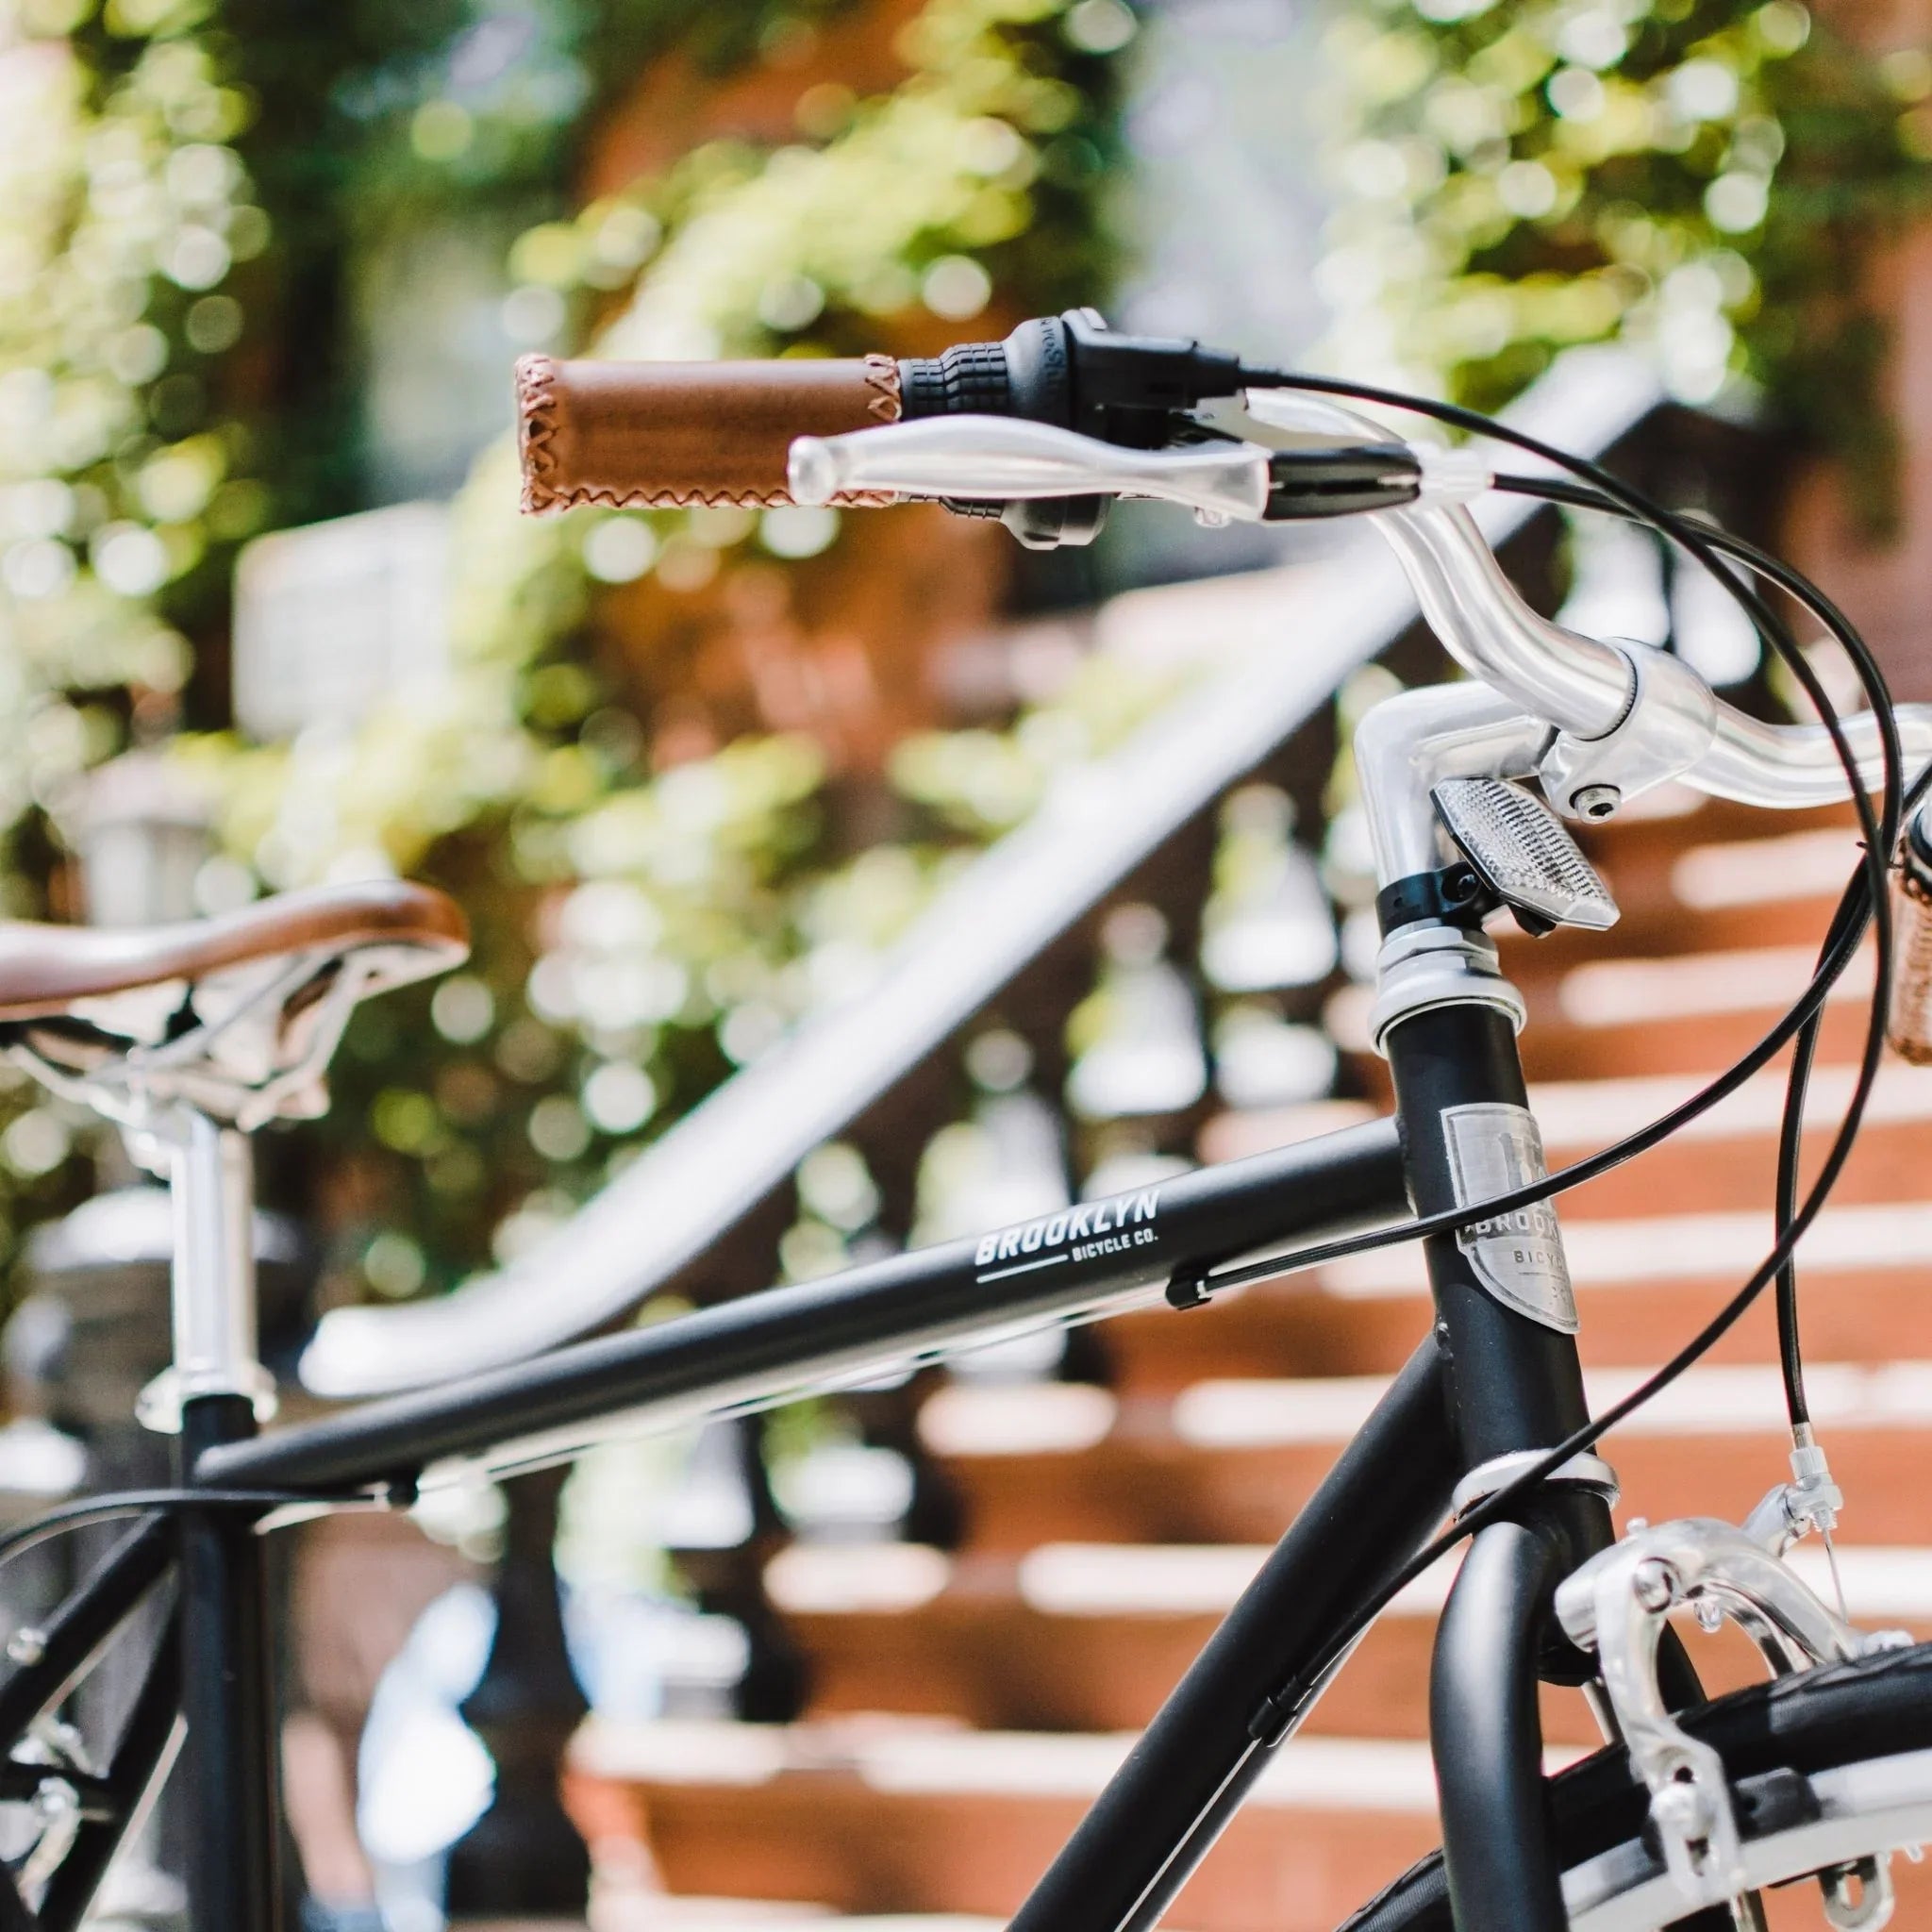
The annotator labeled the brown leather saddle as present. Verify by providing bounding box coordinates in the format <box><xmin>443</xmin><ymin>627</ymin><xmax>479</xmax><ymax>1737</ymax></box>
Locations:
<box><xmin>0</xmin><ymin>880</ymin><xmax>469</xmax><ymax>1130</ymax></box>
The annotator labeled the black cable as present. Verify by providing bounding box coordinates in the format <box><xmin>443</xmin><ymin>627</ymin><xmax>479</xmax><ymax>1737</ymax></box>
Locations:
<box><xmin>1220</xmin><ymin>366</ymin><xmax>1901</xmax><ymax>1717</ymax></box>
<box><xmin>1239</xmin><ymin>370</ymin><xmax>1902</xmax><ymax>856</ymax></box>
<box><xmin>1491</xmin><ymin>470</ymin><xmax>1918</xmax><ymax>1431</ymax></box>
<box><xmin>1775</xmin><ymin>1009</ymin><xmax>1824</xmax><ymax>1426</ymax></box>
<box><xmin>1239</xmin><ymin>368</ymin><xmax>1900</xmax><ymax>816</ymax></box>
<box><xmin>0</xmin><ymin>1487</ymin><xmax>383</xmax><ymax>1573</ymax></box>
<box><xmin>1196</xmin><ymin>408</ymin><xmax>1898</xmax><ymax>1288</ymax></box>
<box><xmin>1189</xmin><ymin>902</ymin><xmax>1863</xmax><ymax>1293</ymax></box>
<box><xmin>1636</xmin><ymin>517</ymin><xmax>1907</xmax><ymax>1437</ymax></box>
<box><xmin>1195</xmin><ymin>471</ymin><xmax>1921</xmax><ymax>1288</ymax></box>
<box><xmin>1220</xmin><ymin>374</ymin><xmax>1900</xmax><ymax>1287</ymax></box>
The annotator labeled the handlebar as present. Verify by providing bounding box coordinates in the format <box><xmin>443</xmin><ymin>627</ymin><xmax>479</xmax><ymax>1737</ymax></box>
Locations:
<box><xmin>1371</xmin><ymin>499</ymin><xmax>1932</xmax><ymax>803</ymax></box>
<box><xmin>512</xmin><ymin>334</ymin><xmax>1932</xmax><ymax>1061</ymax></box>
<box><xmin>517</xmin><ymin>313</ymin><xmax>1267</xmax><ymax>533</ymax></box>
<box><xmin>785</xmin><ymin>408</ymin><xmax>1932</xmax><ymax>1062</ymax></box>
<box><xmin>783</xmin><ymin>413</ymin><xmax>1932</xmax><ymax>804</ymax></box>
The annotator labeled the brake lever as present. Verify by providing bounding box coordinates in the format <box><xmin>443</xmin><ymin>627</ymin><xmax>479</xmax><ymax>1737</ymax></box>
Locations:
<box><xmin>789</xmin><ymin>416</ymin><xmax>1274</xmax><ymax>524</ymax></box>
<box><xmin>790</xmin><ymin>415</ymin><xmax>1426</xmax><ymax>529</ymax></box>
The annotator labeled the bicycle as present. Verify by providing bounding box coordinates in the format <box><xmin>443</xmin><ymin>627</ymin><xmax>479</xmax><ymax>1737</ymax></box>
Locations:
<box><xmin>0</xmin><ymin>309</ymin><xmax>1929</xmax><ymax>1932</ymax></box>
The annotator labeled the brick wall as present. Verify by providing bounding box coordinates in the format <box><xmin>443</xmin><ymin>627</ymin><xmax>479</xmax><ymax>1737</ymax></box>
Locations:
<box><xmin>1782</xmin><ymin>0</ymin><xmax>1932</xmax><ymax>699</ymax></box>
<box><xmin>1783</xmin><ymin>223</ymin><xmax>1932</xmax><ymax>700</ymax></box>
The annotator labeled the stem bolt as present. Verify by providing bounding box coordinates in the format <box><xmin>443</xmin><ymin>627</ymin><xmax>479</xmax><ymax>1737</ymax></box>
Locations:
<box><xmin>1571</xmin><ymin>784</ymin><xmax>1622</xmax><ymax>820</ymax></box>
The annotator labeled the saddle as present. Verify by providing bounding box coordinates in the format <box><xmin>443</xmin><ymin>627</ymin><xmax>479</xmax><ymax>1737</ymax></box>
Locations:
<box><xmin>0</xmin><ymin>880</ymin><xmax>469</xmax><ymax>1131</ymax></box>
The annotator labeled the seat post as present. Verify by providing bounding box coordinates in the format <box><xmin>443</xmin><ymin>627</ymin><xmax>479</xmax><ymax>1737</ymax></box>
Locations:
<box><xmin>144</xmin><ymin>1104</ymin><xmax>286</xmax><ymax>1932</ymax></box>
<box><xmin>136</xmin><ymin>1106</ymin><xmax>275</xmax><ymax>1434</ymax></box>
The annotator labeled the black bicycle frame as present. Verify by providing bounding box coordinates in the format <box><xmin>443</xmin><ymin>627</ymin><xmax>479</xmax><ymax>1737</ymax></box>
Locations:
<box><xmin>0</xmin><ymin>991</ymin><xmax>1624</xmax><ymax>1932</ymax></box>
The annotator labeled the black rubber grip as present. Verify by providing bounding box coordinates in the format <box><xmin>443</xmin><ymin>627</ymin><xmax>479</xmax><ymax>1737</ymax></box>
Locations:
<box><xmin>899</xmin><ymin>341</ymin><xmax>1014</xmax><ymax>417</ymax></box>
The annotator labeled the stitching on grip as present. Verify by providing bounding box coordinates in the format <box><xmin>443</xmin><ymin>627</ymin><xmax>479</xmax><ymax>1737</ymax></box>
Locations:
<box><xmin>516</xmin><ymin>353</ymin><xmax>567</xmax><ymax>515</ymax></box>
<box><xmin>862</xmin><ymin>351</ymin><xmax>903</xmax><ymax>425</ymax></box>
<box><xmin>515</xmin><ymin>352</ymin><xmax>903</xmax><ymax>515</ymax></box>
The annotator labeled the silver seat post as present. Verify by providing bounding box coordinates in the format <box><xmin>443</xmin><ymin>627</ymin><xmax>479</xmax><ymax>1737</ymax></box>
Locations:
<box><xmin>136</xmin><ymin>1107</ymin><xmax>275</xmax><ymax>1435</ymax></box>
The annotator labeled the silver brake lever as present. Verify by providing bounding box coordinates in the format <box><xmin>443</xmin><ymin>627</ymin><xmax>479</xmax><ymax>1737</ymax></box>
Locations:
<box><xmin>788</xmin><ymin>415</ymin><xmax>1272</xmax><ymax>524</ymax></box>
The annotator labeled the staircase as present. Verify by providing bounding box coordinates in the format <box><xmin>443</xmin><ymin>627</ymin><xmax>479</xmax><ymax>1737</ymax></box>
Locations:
<box><xmin>552</xmin><ymin>784</ymin><xmax>1932</xmax><ymax>1932</ymax></box>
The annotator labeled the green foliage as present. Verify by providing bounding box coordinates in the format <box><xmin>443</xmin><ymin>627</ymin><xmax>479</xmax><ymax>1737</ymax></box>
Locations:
<box><xmin>0</xmin><ymin>0</ymin><xmax>1130</xmax><ymax>1297</ymax></box>
<box><xmin>200</xmin><ymin>0</ymin><xmax>1121</xmax><ymax>1295</ymax></box>
<box><xmin>0</xmin><ymin>14</ymin><xmax>261</xmax><ymax>802</ymax></box>
<box><xmin>1318</xmin><ymin>0</ymin><xmax>1932</xmax><ymax>523</ymax></box>
<box><xmin>0</xmin><ymin>1</ymin><xmax>278</xmax><ymax>1235</ymax></box>
<box><xmin>891</xmin><ymin>648</ymin><xmax>1196</xmax><ymax>837</ymax></box>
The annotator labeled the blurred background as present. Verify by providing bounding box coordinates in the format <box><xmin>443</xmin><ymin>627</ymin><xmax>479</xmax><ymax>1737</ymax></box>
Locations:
<box><xmin>1</xmin><ymin>0</ymin><xmax>1930</xmax><ymax>1927</ymax></box>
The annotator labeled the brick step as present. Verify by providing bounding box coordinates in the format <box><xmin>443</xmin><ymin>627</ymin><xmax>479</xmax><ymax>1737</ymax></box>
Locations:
<box><xmin>766</xmin><ymin>1540</ymin><xmax>1924</xmax><ymax>1744</ymax></box>
<box><xmin>920</xmin><ymin>1363</ymin><xmax>1932</xmax><ymax>1549</ymax></box>
<box><xmin>1099</xmin><ymin>1194</ymin><xmax>1932</xmax><ymax>1388</ymax></box>
<box><xmin>1524</xmin><ymin>938</ymin><xmax>1875</xmax><ymax>1031</ymax></box>
<box><xmin>1521</xmin><ymin>945</ymin><xmax>1871</xmax><ymax>1085</ymax></box>
<box><xmin>563</xmin><ymin>1718</ymin><xmax>1444</xmax><ymax>1932</ymax></box>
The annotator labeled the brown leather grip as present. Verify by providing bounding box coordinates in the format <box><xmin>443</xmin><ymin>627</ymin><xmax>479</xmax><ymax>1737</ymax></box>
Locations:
<box><xmin>1890</xmin><ymin>862</ymin><xmax>1932</xmax><ymax>1063</ymax></box>
<box><xmin>516</xmin><ymin>352</ymin><xmax>902</xmax><ymax>514</ymax></box>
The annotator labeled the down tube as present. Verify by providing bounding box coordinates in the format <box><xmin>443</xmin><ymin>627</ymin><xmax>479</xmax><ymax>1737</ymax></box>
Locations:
<box><xmin>1009</xmin><ymin>1338</ymin><xmax>1457</xmax><ymax>1932</ymax></box>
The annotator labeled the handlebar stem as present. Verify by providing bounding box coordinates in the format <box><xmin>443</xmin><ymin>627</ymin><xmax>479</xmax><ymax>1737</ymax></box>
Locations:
<box><xmin>1355</xmin><ymin>684</ymin><xmax>1553</xmax><ymax>889</ymax></box>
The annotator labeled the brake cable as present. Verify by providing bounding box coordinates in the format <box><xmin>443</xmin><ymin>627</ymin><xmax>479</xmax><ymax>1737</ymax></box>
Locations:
<box><xmin>1186</xmin><ymin>368</ymin><xmax>1900</xmax><ymax>1717</ymax></box>
<box><xmin>1490</xmin><ymin>473</ymin><xmax>1909</xmax><ymax>1444</ymax></box>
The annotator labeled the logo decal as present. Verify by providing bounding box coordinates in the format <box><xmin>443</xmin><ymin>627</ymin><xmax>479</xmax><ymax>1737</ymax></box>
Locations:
<box><xmin>1442</xmin><ymin>1103</ymin><xmax>1577</xmax><ymax>1334</ymax></box>
<box><xmin>974</xmin><ymin>1189</ymin><xmax>1163</xmax><ymax>1280</ymax></box>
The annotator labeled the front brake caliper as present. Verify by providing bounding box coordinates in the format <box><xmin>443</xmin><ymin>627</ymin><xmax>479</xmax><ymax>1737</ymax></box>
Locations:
<box><xmin>1554</xmin><ymin>1517</ymin><xmax>1887</xmax><ymax>1915</ymax></box>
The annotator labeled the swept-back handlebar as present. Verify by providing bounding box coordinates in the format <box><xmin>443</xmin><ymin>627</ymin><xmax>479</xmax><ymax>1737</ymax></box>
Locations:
<box><xmin>789</xmin><ymin>411</ymin><xmax>1932</xmax><ymax>812</ymax></box>
<box><xmin>785</xmin><ymin>406</ymin><xmax>1932</xmax><ymax>1060</ymax></box>
<box><xmin>512</xmin><ymin>326</ymin><xmax>1932</xmax><ymax>1067</ymax></box>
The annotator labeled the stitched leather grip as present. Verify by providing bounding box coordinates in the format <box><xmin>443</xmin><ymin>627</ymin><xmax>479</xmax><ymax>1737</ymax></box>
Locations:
<box><xmin>516</xmin><ymin>353</ymin><xmax>902</xmax><ymax>514</ymax></box>
<box><xmin>1890</xmin><ymin>858</ymin><xmax>1932</xmax><ymax>1064</ymax></box>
